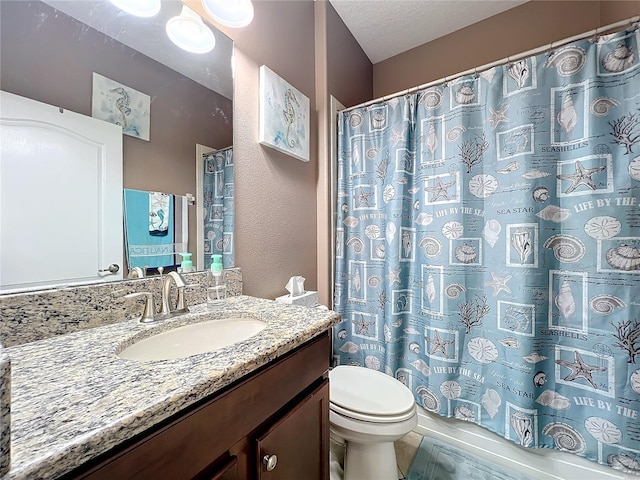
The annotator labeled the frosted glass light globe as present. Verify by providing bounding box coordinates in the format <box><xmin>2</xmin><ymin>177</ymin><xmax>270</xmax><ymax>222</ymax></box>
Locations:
<box><xmin>201</xmin><ymin>0</ymin><xmax>254</xmax><ymax>28</ymax></box>
<box><xmin>108</xmin><ymin>0</ymin><xmax>160</xmax><ymax>17</ymax></box>
<box><xmin>166</xmin><ymin>6</ymin><xmax>216</xmax><ymax>54</ymax></box>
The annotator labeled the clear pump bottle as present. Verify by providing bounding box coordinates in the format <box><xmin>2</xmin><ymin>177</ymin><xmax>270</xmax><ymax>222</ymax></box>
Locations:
<box><xmin>207</xmin><ymin>254</ymin><xmax>226</xmax><ymax>307</ymax></box>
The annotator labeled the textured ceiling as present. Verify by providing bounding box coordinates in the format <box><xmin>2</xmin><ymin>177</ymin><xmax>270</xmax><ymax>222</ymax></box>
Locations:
<box><xmin>329</xmin><ymin>0</ymin><xmax>529</xmax><ymax>63</ymax></box>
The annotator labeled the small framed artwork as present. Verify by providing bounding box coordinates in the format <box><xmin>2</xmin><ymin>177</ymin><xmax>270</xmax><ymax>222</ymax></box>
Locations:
<box><xmin>92</xmin><ymin>73</ymin><xmax>150</xmax><ymax>141</ymax></box>
<box><xmin>259</xmin><ymin>65</ymin><xmax>310</xmax><ymax>162</ymax></box>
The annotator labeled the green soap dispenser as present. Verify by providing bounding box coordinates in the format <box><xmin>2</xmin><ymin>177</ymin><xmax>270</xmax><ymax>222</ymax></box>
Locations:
<box><xmin>180</xmin><ymin>252</ymin><xmax>194</xmax><ymax>273</ymax></box>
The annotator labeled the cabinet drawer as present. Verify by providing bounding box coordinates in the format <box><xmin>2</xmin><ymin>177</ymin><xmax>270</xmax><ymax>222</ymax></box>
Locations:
<box><xmin>70</xmin><ymin>331</ymin><xmax>330</xmax><ymax>480</ymax></box>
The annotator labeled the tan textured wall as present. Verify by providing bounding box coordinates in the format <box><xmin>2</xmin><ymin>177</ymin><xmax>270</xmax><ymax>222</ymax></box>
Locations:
<box><xmin>315</xmin><ymin>1</ymin><xmax>331</xmax><ymax>307</ymax></box>
<box><xmin>195</xmin><ymin>1</ymin><xmax>319</xmax><ymax>300</ymax></box>
<box><xmin>316</xmin><ymin>1</ymin><xmax>373</xmax><ymax>306</ymax></box>
<box><xmin>195</xmin><ymin>0</ymin><xmax>371</xmax><ymax>302</ymax></box>
<box><xmin>373</xmin><ymin>0</ymin><xmax>639</xmax><ymax>97</ymax></box>
<box><xmin>326</xmin><ymin>2</ymin><xmax>374</xmax><ymax>108</ymax></box>
<box><xmin>601</xmin><ymin>0</ymin><xmax>640</xmax><ymax>23</ymax></box>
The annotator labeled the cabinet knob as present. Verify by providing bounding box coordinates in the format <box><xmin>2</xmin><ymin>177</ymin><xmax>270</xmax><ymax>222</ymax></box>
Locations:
<box><xmin>262</xmin><ymin>454</ymin><xmax>278</xmax><ymax>471</ymax></box>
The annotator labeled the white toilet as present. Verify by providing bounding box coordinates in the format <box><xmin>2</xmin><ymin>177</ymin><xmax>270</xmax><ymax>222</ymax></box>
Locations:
<box><xmin>329</xmin><ymin>365</ymin><xmax>418</xmax><ymax>480</ymax></box>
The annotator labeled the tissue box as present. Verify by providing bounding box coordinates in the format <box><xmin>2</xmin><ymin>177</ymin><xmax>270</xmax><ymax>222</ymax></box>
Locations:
<box><xmin>275</xmin><ymin>291</ymin><xmax>319</xmax><ymax>306</ymax></box>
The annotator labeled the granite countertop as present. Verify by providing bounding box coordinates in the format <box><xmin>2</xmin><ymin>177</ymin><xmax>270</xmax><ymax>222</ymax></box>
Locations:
<box><xmin>3</xmin><ymin>295</ymin><xmax>340</xmax><ymax>480</ymax></box>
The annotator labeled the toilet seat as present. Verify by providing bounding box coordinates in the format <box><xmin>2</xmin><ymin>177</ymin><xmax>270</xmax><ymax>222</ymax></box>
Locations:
<box><xmin>329</xmin><ymin>366</ymin><xmax>416</xmax><ymax>424</ymax></box>
<box><xmin>330</xmin><ymin>402</ymin><xmax>416</xmax><ymax>423</ymax></box>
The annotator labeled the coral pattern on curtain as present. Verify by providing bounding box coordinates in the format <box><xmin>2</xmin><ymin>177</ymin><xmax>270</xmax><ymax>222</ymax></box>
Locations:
<box><xmin>202</xmin><ymin>147</ymin><xmax>234</xmax><ymax>269</ymax></box>
<box><xmin>334</xmin><ymin>26</ymin><xmax>640</xmax><ymax>473</ymax></box>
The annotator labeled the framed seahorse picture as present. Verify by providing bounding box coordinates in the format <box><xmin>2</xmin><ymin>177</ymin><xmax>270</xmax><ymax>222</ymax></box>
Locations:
<box><xmin>91</xmin><ymin>73</ymin><xmax>150</xmax><ymax>141</ymax></box>
<box><xmin>258</xmin><ymin>65</ymin><xmax>310</xmax><ymax>162</ymax></box>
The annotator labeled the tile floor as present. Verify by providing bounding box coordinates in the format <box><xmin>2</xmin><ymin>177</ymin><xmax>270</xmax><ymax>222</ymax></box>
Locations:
<box><xmin>394</xmin><ymin>431</ymin><xmax>423</xmax><ymax>479</ymax></box>
<box><xmin>330</xmin><ymin>430</ymin><xmax>423</xmax><ymax>480</ymax></box>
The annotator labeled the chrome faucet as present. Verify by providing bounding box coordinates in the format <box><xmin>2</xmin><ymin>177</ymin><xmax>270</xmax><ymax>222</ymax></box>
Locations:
<box><xmin>158</xmin><ymin>271</ymin><xmax>189</xmax><ymax>319</ymax></box>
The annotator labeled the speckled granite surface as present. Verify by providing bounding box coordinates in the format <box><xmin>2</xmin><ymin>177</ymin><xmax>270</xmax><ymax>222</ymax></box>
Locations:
<box><xmin>0</xmin><ymin>269</ymin><xmax>242</xmax><ymax>347</ymax></box>
<box><xmin>2</xmin><ymin>295</ymin><xmax>340</xmax><ymax>480</ymax></box>
<box><xmin>0</xmin><ymin>342</ymin><xmax>9</xmax><ymax>476</ymax></box>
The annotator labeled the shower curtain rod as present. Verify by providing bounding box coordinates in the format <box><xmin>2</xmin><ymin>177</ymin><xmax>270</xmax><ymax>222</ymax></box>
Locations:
<box><xmin>201</xmin><ymin>145</ymin><xmax>233</xmax><ymax>157</ymax></box>
<box><xmin>342</xmin><ymin>14</ymin><xmax>640</xmax><ymax>113</ymax></box>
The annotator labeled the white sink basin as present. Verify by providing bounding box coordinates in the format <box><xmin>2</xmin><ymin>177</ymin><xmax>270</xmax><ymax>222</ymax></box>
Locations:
<box><xmin>118</xmin><ymin>317</ymin><xmax>266</xmax><ymax>361</ymax></box>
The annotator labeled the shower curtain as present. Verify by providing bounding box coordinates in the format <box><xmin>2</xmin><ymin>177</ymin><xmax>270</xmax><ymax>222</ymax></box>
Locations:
<box><xmin>202</xmin><ymin>147</ymin><xmax>235</xmax><ymax>269</ymax></box>
<box><xmin>334</xmin><ymin>25</ymin><xmax>640</xmax><ymax>473</ymax></box>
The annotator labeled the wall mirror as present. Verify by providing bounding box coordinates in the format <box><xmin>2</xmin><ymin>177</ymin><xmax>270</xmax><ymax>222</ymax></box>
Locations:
<box><xmin>0</xmin><ymin>0</ymin><xmax>234</xmax><ymax>292</ymax></box>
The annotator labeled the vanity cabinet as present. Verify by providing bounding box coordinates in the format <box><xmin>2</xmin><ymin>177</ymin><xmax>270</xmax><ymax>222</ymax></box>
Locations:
<box><xmin>65</xmin><ymin>331</ymin><xmax>331</xmax><ymax>480</ymax></box>
<box><xmin>255</xmin><ymin>380</ymin><xmax>328</xmax><ymax>479</ymax></box>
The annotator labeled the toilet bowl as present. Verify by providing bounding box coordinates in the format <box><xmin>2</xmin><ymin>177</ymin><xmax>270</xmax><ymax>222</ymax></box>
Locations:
<box><xmin>329</xmin><ymin>365</ymin><xmax>417</xmax><ymax>480</ymax></box>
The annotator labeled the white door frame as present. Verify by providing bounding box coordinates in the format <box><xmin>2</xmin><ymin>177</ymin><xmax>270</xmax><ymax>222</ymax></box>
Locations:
<box><xmin>195</xmin><ymin>143</ymin><xmax>215</xmax><ymax>271</ymax></box>
<box><xmin>329</xmin><ymin>96</ymin><xmax>345</xmax><ymax>307</ymax></box>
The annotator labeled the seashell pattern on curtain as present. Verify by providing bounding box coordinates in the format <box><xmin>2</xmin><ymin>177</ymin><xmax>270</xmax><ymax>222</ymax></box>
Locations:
<box><xmin>333</xmin><ymin>25</ymin><xmax>640</xmax><ymax>472</ymax></box>
<box><xmin>202</xmin><ymin>147</ymin><xmax>234</xmax><ymax>269</ymax></box>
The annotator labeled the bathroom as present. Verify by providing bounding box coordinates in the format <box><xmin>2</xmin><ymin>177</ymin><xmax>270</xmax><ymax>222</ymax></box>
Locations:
<box><xmin>1</xmin><ymin>0</ymin><xmax>640</xmax><ymax>479</ymax></box>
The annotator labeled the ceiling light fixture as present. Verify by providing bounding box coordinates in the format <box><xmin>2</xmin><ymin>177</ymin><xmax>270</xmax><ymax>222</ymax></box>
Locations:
<box><xmin>108</xmin><ymin>0</ymin><xmax>161</xmax><ymax>17</ymax></box>
<box><xmin>200</xmin><ymin>0</ymin><xmax>254</xmax><ymax>28</ymax></box>
<box><xmin>166</xmin><ymin>5</ymin><xmax>216</xmax><ymax>54</ymax></box>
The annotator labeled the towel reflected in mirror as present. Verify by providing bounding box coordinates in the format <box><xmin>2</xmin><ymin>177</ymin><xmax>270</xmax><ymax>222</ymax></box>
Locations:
<box><xmin>123</xmin><ymin>189</ymin><xmax>189</xmax><ymax>271</ymax></box>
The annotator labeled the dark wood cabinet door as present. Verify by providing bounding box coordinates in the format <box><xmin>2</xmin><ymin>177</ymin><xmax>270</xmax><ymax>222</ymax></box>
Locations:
<box><xmin>255</xmin><ymin>380</ymin><xmax>329</xmax><ymax>480</ymax></box>
<box><xmin>195</xmin><ymin>455</ymin><xmax>238</xmax><ymax>480</ymax></box>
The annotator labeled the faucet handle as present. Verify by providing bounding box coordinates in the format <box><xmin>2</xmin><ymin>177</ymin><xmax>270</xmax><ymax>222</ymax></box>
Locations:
<box><xmin>173</xmin><ymin>272</ymin><xmax>190</xmax><ymax>313</ymax></box>
<box><xmin>124</xmin><ymin>292</ymin><xmax>156</xmax><ymax>323</ymax></box>
<box><xmin>175</xmin><ymin>287</ymin><xmax>189</xmax><ymax>313</ymax></box>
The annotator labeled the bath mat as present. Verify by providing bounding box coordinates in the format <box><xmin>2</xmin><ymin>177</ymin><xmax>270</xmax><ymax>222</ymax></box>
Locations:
<box><xmin>406</xmin><ymin>435</ymin><xmax>535</xmax><ymax>480</ymax></box>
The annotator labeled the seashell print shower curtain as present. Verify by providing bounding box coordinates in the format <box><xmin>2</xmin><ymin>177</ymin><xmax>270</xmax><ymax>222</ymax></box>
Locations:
<box><xmin>202</xmin><ymin>147</ymin><xmax>234</xmax><ymax>269</ymax></box>
<box><xmin>333</xmin><ymin>25</ymin><xmax>640</xmax><ymax>473</ymax></box>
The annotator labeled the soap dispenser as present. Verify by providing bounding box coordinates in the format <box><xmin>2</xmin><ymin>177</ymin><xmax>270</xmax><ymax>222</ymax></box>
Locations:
<box><xmin>207</xmin><ymin>254</ymin><xmax>226</xmax><ymax>307</ymax></box>
<box><xmin>178</xmin><ymin>252</ymin><xmax>195</xmax><ymax>273</ymax></box>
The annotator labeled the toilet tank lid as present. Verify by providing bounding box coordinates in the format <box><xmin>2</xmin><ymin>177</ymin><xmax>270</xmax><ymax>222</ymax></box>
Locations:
<box><xmin>329</xmin><ymin>366</ymin><xmax>415</xmax><ymax>417</ymax></box>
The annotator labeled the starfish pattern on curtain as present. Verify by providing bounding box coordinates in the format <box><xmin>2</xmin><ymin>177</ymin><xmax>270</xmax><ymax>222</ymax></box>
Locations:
<box><xmin>334</xmin><ymin>26</ymin><xmax>640</xmax><ymax>473</ymax></box>
<box><xmin>202</xmin><ymin>147</ymin><xmax>234</xmax><ymax>269</ymax></box>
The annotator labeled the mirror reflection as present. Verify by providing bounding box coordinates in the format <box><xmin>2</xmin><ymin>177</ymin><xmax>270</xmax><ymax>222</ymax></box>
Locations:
<box><xmin>123</xmin><ymin>189</ymin><xmax>191</xmax><ymax>273</ymax></box>
<box><xmin>199</xmin><ymin>147</ymin><xmax>234</xmax><ymax>270</ymax></box>
<box><xmin>0</xmin><ymin>0</ymin><xmax>234</xmax><ymax>292</ymax></box>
